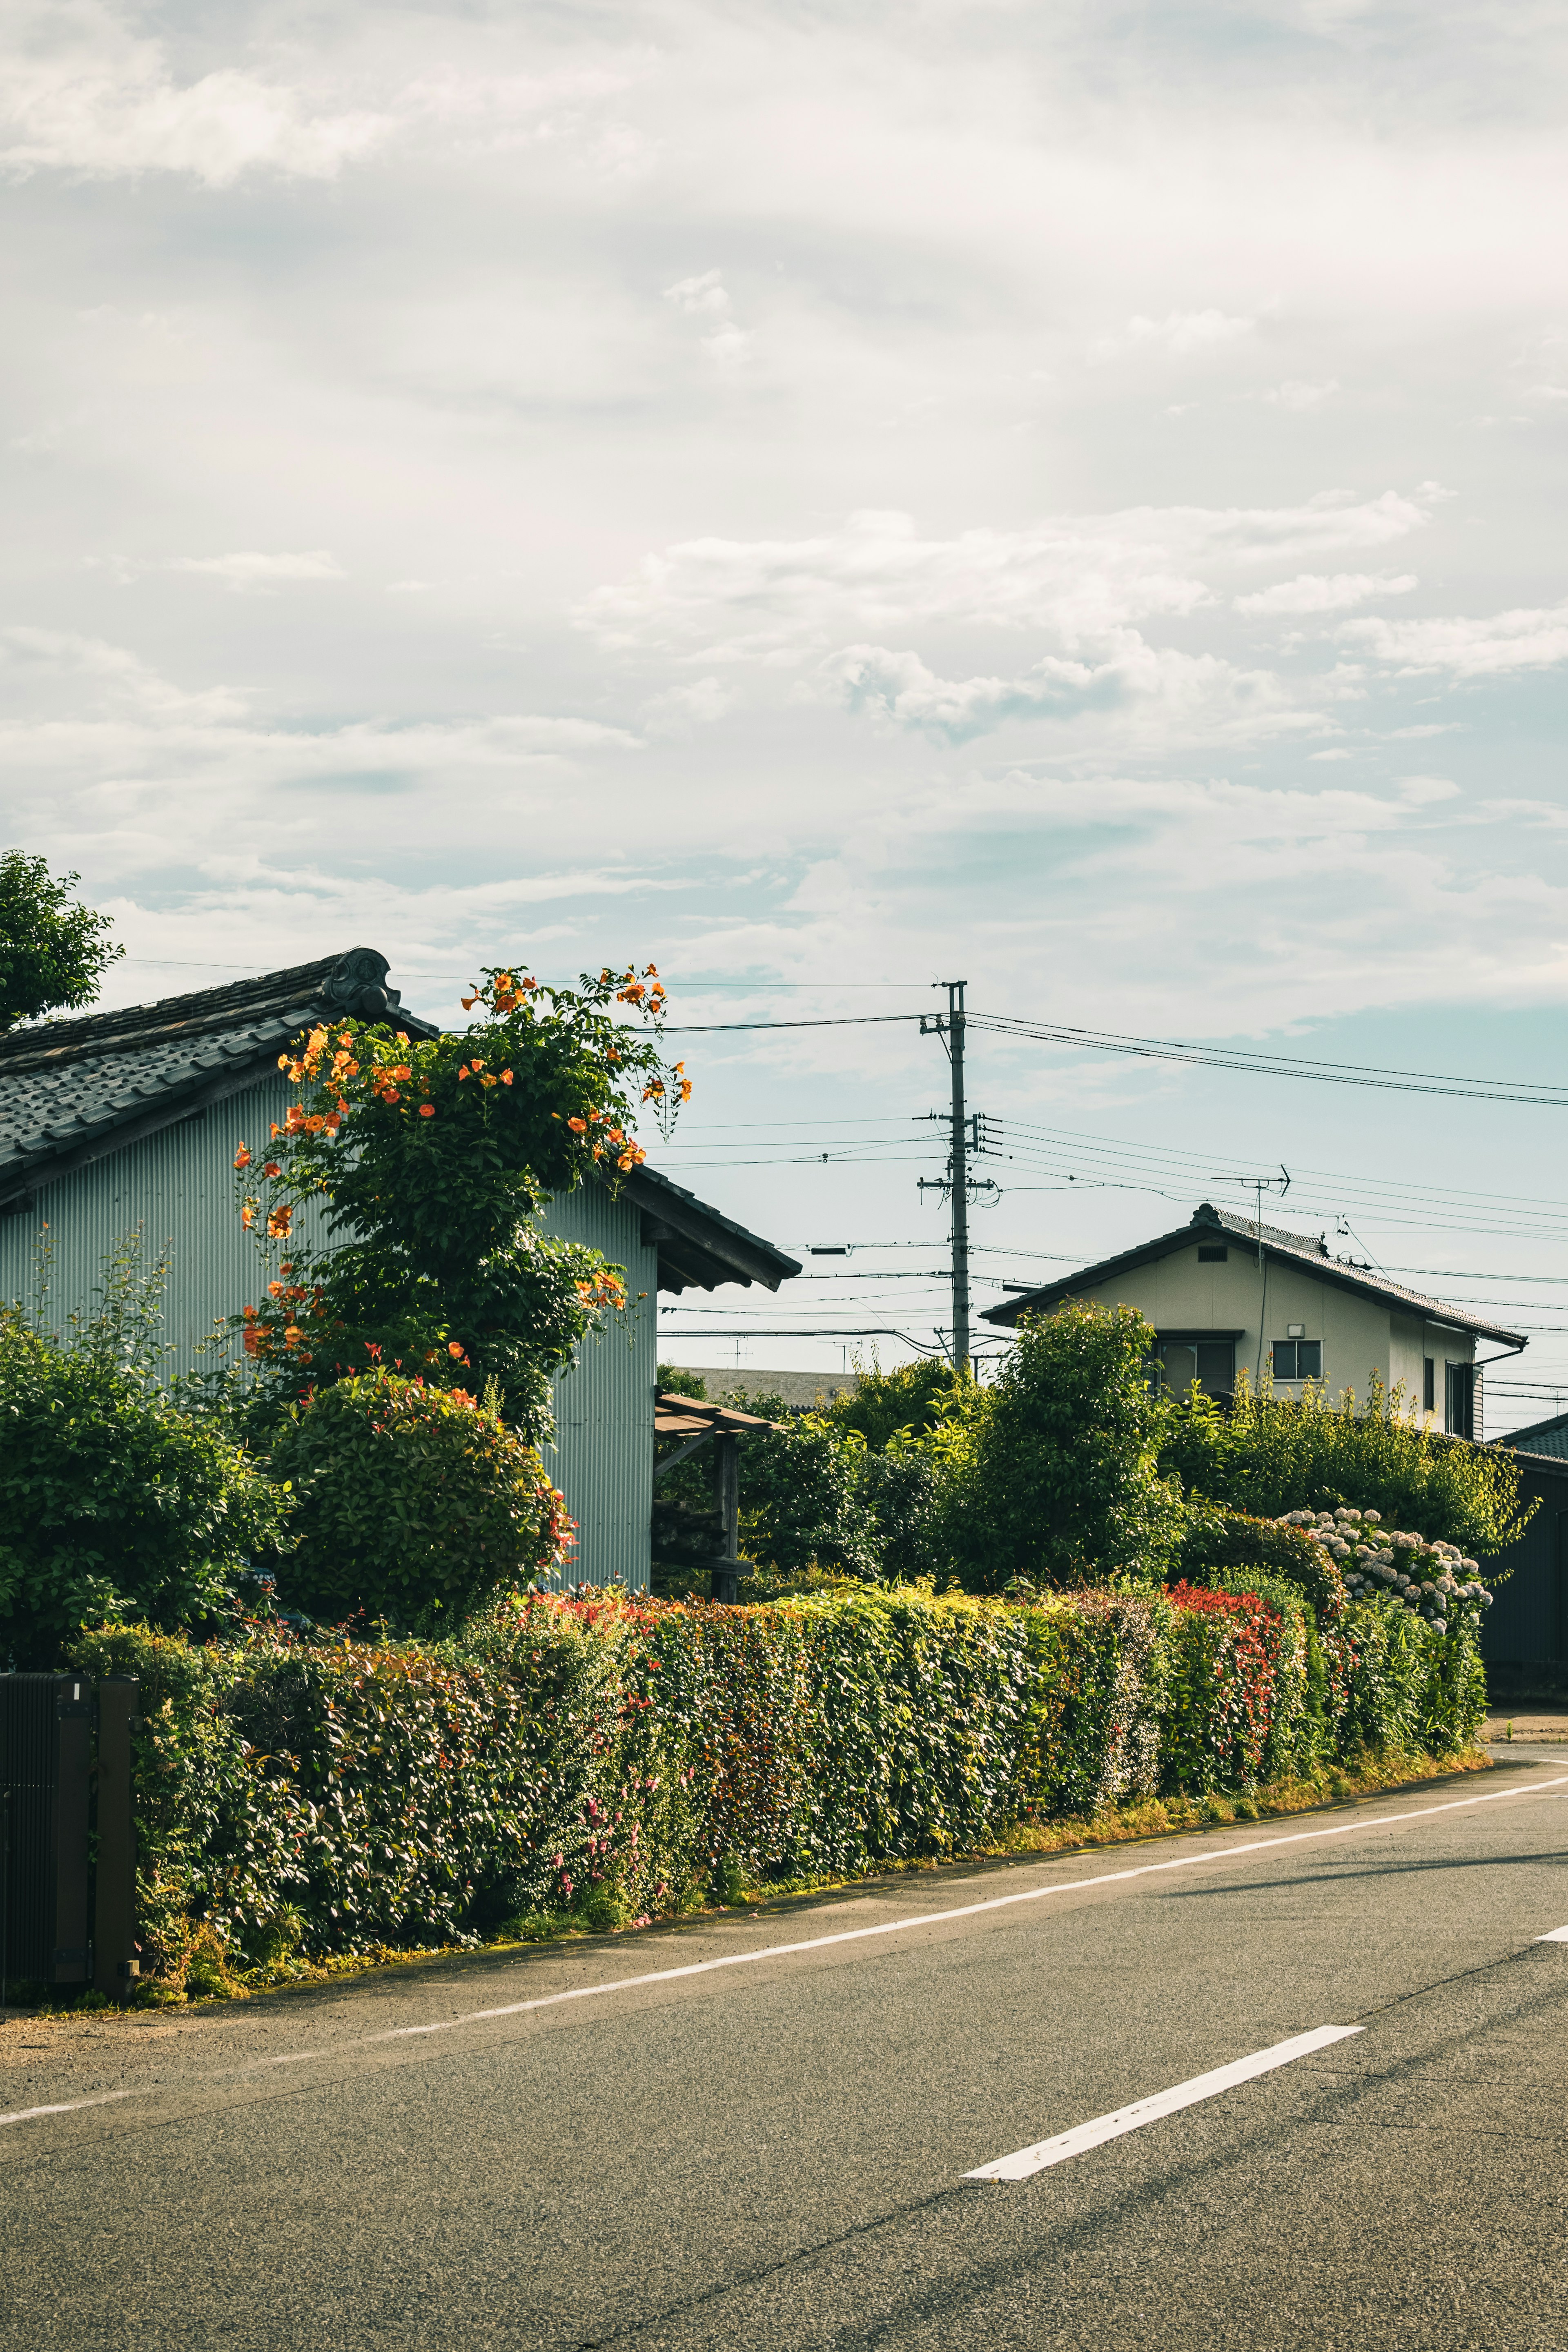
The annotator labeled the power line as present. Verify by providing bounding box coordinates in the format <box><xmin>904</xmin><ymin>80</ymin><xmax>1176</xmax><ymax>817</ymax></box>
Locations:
<box><xmin>663</xmin><ymin>1002</ymin><xmax>1568</xmax><ymax>1111</ymax></box>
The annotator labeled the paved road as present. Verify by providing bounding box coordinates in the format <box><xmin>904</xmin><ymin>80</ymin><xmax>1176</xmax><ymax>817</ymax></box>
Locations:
<box><xmin>5</xmin><ymin>1748</ymin><xmax>1568</xmax><ymax>2350</ymax></box>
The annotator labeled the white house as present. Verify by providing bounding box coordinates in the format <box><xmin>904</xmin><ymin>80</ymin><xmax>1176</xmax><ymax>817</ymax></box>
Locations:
<box><xmin>981</xmin><ymin>1201</ymin><xmax>1526</xmax><ymax>1436</ymax></box>
<box><xmin>0</xmin><ymin>948</ymin><xmax>798</xmax><ymax>1588</ymax></box>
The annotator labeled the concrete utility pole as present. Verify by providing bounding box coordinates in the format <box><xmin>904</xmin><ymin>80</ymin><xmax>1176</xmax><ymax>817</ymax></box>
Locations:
<box><xmin>947</xmin><ymin>980</ymin><xmax>971</xmax><ymax>1375</ymax></box>
<box><xmin>919</xmin><ymin>980</ymin><xmax>975</xmax><ymax>1374</ymax></box>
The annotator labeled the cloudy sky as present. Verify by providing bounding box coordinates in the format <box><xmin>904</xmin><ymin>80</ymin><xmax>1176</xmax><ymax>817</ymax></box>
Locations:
<box><xmin>7</xmin><ymin>0</ymin><xmax>1568</xmax><ymax>1422</ymax></box>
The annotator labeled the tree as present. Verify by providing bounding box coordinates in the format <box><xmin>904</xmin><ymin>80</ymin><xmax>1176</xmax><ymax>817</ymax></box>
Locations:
<box><xmin>235</xmin><ymin>962</ymin><xmax>690</xmax><ymax>1441</ymax></box>
<box><xmin>0</xmin><ymin>851</ymin><xmax>123</xmax><ymax>1031</ymax></box>
<box><xmin>953</xmin><ymin>1302</ymin><xmax>1183</xmax><ymax>1591</ymax></box>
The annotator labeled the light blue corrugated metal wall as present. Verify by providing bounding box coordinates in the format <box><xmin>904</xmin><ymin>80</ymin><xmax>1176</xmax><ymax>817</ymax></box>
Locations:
<box><xmin>0</xmin><ymin>1085</ymin><xmax>657</xmax><ymax>1592</ymax></box>
<box><xmin>539</xmin><ymin>1183</ymin><xmax>658</xmax><ymax>1592</ymax></box>
<box><xmin>0</xmin><ymin>1075</ymin><xmax>318</xmax><ymax>1364</ymax></box>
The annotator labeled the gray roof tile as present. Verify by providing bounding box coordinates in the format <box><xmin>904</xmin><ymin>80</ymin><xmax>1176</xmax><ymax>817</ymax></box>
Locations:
<box><xmin>0</xmin><ymin>949</ymin><xmax>437</xmax><ymax>1202</ymax></box>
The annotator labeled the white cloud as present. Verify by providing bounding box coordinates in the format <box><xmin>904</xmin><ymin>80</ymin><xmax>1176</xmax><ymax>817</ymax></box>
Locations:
<box><xmin>580</xmin><ymin>493</ymin><xmax>1435</xmax><ymax>660</ymax></box>
<box><xmin>663</xmin><ymin>270</ymin><xmax>731</xmax><ymax>319</ymax></box>
<box><xmin>0</xmin><ymin>13</ymin><xmax>390</xmax><ymax>187</ymax></box>
<box><xmin>1090</xmin><ymin>308</ymin><xmax>1258</xmax><ymax>362</ymax></box>
<box><xmin>641</xmin><ymin>675</ymin><xmax>735</xmax><ymax>733</ymax></box>
<box><xmin>663</xmin><ymin>270</ymin><xmax>751</xmax><ymax>369</ymax></box>
<box><xmin>1234</xmin><ymin>571</ymin><xmax>1418</xmax><ymax>615</ymax></box>
<box><xmin>1343</xmin><ymin>601</ymin><xmax>1568</xmax><ymax>676</ymax></box>
<box><xmin>1263</xmin><ymin>378</ymin><xmax>1341</xmax><ymax>410</ymax></box>
<box><xmin>0</xmin><ymin>625</ymin><xmax>246</xmax><ymax>720</ymax></box>
<box><xmin>822</xmin><ymin>636</ymin><xmax>1300</xmax><ymax>747</ymax></box>
<box><xmin>168</xmin><ymin>550</ymin><xmax>347</xmax><ymax>592</ymax></box>
<box><xmin>1309</xmin><ymin>746</ymin><xmax>1355</xmax><ymax>760</ymax></box>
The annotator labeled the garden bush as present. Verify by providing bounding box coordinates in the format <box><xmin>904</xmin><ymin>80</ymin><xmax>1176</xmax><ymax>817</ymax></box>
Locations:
<box><xmin>74</xmin><ymin>1573</ymin><xmax>1487</xmax><ymax>1980</ymax></box>
<box><xmin>0</xmin><ymin>1281</ymin><xmax>290</xmax><ymax>1670</ymax></box>
<box><xmin>1161</xmin><ymin>1373</ymin><xmax>1530</xmax><ymax>1556</ymax></box>
<box><xmin>1178</xmin><ymin>1501</ymin><xmax>1348</xmax><ymax>1621</ymax></box>
<box><xmin>265</xmin><ymin>1370</ymin><xmax>571</xmax><ymax>1630</ymax></box>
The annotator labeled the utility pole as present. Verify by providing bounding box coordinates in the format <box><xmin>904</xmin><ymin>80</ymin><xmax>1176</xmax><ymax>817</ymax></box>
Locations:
<box><xmin>920</xmin><ymin>980</ymin><xmax>991</xmax><ymax>1376</ymax></box>
<box><xmin>948</xmin><ymin>981</ymin><xmax>971</xmax><ymax>1374</ymax></box>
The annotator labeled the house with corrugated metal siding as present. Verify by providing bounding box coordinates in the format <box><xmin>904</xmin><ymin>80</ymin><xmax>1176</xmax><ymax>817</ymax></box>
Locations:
<box><xmin>983</xmin><ymin>1200</ymin><xmax>1527</xmax><ymax>1435</ymax></box>
<box><xmin>0</xmin><ymin>949</ymin><xmax>798</xmax><ymax>1591</ymax></box>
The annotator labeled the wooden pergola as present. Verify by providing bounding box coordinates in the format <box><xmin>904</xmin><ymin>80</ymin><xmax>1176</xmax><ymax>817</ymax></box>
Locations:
<box><xmin>653</xmin><ymin>1391</ymin><xmax>779</xmax><ymax>1600</ymax></box>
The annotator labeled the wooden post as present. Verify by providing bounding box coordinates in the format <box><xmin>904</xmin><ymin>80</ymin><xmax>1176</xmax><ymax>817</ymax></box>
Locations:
<box><xmin>94</xmin><ymin>1679</ymin><xmax>139</xmax><ymax>2002</ymax></box>
<box><xmin>711</xmin><ymin>1432</ymin><xmax>742</xmax><ymax>1602</ymax></box>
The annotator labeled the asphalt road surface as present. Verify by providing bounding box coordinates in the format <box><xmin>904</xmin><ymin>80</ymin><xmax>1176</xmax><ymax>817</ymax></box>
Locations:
<box><xmin>6</xmin><ymin>1747</ymin><xmax>1568</xmax><ymax>2351</ymax></box>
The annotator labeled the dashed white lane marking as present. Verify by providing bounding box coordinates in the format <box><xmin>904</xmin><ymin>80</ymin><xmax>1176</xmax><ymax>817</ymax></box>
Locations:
<box><xmin>0</xmin><ymin>2092</ymin><xmax>130</xmax><ymax>2130</ymax></box>
<box><xmin>965</xmin><ymin>2025</ymin><xmax>1365</xmax><ymax>2182</ymax></box>
<box><xmin>361</xmin><ymin>1772</ymin><xmax>1568</xmax><ymax>2047</ymax></box>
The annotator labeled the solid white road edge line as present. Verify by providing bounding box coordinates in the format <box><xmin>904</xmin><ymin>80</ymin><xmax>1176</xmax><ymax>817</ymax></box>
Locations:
<box><xmin>1536</xmin><ymin>1926</ymin><xmax>1568</xmax><ymax>1942</ymax></box>
<box><xmin>0</xmin><ymin>2091</ymin><xmax>130</xmax><ymax>2130</ymax></box>
<box><xmin>7</xmin><ymin>1771</ymin><xmax>1565</xmax><ymax>2132</ymax></box>
<box><xmin>964</xmin><ymin>2025</ymin><xmax>1365</xmax><ymax>2183</ymax></box>
<box><xmin>364</xmin><ymin>1770</ymin><xmax>1568</xmax><ymax>2043</ymax></box>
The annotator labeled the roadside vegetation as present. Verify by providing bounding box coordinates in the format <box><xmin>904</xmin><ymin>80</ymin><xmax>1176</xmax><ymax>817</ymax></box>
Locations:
<box><xmin>0</xmin><ymin>949</ymin><xmax>1523</xmax><ymax>2007</ymax></box>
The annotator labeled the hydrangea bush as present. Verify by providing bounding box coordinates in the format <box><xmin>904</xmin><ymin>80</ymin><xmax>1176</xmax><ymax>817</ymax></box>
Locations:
<box><xmin>1273</xmin><ymin>1505</ymin><xmax>1493</xmax><ymax>1637</ymax></box>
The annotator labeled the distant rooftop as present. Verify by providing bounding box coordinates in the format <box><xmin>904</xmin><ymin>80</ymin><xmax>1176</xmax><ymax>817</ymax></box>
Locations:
<box><xmin>982</xmin><ymin>1200</ymin><xmax>1528</xmax><ymax>1351</ymax></box>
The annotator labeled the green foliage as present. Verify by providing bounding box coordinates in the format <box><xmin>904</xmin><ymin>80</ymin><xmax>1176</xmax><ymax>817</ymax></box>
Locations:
<box><xmin>738</xmin><ymin>1414</ymin><xmax>881</xmax><ymax>1578</ymax></box>
<box><xmin>75</xmin><ymin>1575</ymin><xmax>1487</xmax><ymax>1975</ymax></box>
<box><xmin>236</xmin><ymin>962</ymin><xmax>686</xmax><ymax>1438</ymax></box>
<box><xmin>1178</xmin><ymin>1500</ymin><xmax>1348</xmax><ymax>1620</ymax></box>
<box><xmin>0</xmin><ymin>850</ymin><xmax>122</xmax><ymax>1031</ymax></box>
<box><xmin>953</xmin><ymin>1302</ymin><xmax>1183</xmax><ymax>1590</ymax></box>
<box><xmin>265</xmin><ymin>1370</ymin><xmax>570</xmax><ymax>1628</ymax></box>
<box><xmin>824</xmin><ymin>1358</ymin><xmax>969</xmax><ymax>1450</ymax></box>
<box><xmin>1161</xmin><ymin>1374</ymin><xmax>1530</xmax><ymax>1557</ymax></box>
<box><xmin>0</xmin><ymin>1267</ymin><xmax>290</xmax><ymax>1668</ymax></box>
<box><xmin>657</xmin><ymin>1364</ymin><xmax>707</xmax><ymax>1399</ymax></box>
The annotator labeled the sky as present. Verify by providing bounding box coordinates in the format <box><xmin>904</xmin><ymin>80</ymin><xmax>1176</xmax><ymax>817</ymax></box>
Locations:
<box><xmin>5</xmin><ymin>0</ymin><xmax>1568</xmax><ymax>1428</ymax></box>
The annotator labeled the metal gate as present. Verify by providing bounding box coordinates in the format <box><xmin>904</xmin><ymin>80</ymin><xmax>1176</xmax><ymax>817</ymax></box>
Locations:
<box><xmin>0</xmin><ymin>1674</ymin><xmax>140</xmax><ymax>2004</ymax></box>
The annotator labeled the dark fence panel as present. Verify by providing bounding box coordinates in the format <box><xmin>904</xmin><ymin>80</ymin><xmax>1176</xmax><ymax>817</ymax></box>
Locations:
<box><xmin>0</xmin><ymin>1674</ymin><xmax>139</xmax><ymax>2004</ymax></box>
<box><xmin>1483</xmin><ymin>1451</ymin><xmax>1568</xmax><ymax>1701</ymax></box>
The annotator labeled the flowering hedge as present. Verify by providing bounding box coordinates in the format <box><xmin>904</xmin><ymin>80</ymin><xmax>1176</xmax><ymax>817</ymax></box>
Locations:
<box><xmin>73</xmin><ymin>1577</ymin><xmax>1487</xmax><ymax>1978</ymax></box>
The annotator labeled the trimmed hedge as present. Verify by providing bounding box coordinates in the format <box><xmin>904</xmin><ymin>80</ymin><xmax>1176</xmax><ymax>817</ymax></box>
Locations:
<box><xmin>74</xmin><ymin>1578</ymin><xmax>1486</xmax><ymax>1978</ymax></box>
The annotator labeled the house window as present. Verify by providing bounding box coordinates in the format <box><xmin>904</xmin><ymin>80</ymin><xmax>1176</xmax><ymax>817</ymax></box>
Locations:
<box><xmin>1156</xmin><ymin>1339</ymin><xmax>1235</xmax><ymax>1399</ymax></box>
<box><xmin>1446</xmin><ymin>1362</ymin><xmax>1474</xmax><ymax>1439</ymax></box>
<box><xmin>1272</xmin><ymin>1340</ymin><xmax>1321</xmax><ymax>1381</ymax></box>
<box><xmin>1423</xmin><ymin>1357</ymin><xmax>1435</xmax><ymax>1413</ymax></box>
<box><xmin>1197</xmin><ymin>1245</ymin><xmax>1228</xmax><ymax>1263</ymax></box>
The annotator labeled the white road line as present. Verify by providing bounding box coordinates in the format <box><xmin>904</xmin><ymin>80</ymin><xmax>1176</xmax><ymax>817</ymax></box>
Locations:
<box><xmin>965</xmin><ymin>2025</ymin><xmax>1364</xmax><ymax>2182</ymax></box>
<box><xmin>0</xmin><ymin>2091</ymin><xmax>130</xmax><ymax>2130</ymax></box>
<box><xmin>1536</xmin><ymin>1926</ymin><xmax>1568</xmax><ymax>1942</ymax></box>
<box><xmin>7</xmin><ymin>1770</ymin><xmax>1566</xmax><ymax>2134</ymax></box>
<box><xmin>361</xmin><ymin>1771</ymin><xmax>1568</xmax><ymax>2046</ymax></box>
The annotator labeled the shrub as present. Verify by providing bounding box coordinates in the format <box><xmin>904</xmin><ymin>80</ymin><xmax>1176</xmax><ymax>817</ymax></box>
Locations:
<box><xmin>1161</xmin><ymin>1374</ymin><xmax>1530</xmax><ymax>1557</ymax></box>
<box><xmin>0</xmin><ymin>1294</ymin><xmax>290</xmax><ymax>1670</ymax></box>
<box><xmin>953</xmin><ymin>1302</ymin><xmax>1183</xmax><ymax>1590</ymax></box>
<box><xmin>74</xmin><ymin>1577</ymin><xmax>1488</xmax><ymax>1976</ymax></box>
<box><xmin>1178</xmin><ymin>1501</ymin><xmax>1347</xmax><ymax>1621</ymax></box>
<box><xmin>1160</xmin><ymin>1584</ymin><xmax>1290</xmax><ymax>1793</ymax></box>
<box><xmin>265</xmin><ymin>1370</ymin><xmax>571</xmax><ymax>1629</ymax></box>
<box><xmin>737</xmin><ymin>1414</ymin><xmax>882</xmax><ymax>1579</ymax></box>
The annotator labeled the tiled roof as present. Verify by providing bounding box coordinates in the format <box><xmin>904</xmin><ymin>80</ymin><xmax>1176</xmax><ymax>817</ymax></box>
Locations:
<box><xmin>0</xmin><ymin>949</ymin><xmax>436</xmax><ymax>1206</ymax></box>
<box><xmin>982</xmin><ymin>1200</ymin><xmax>1528</xmax><ymax>1350</ymax></box>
